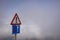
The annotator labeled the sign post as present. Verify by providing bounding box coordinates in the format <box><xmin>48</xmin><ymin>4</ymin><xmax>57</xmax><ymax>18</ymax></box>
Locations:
<box><xmin>10</xmin><ymin>13</ymin><xmax>21</xmax><ymax>40</ymax></box>
<box><xmin>15</xmin><ymin>34</ymin><xmax>16</xmax><ymax>40</ymax></box>
<box><xmin>15</xmin><ymin>16</ymin><xmax>17</xmax><ymax>40</ymax></box>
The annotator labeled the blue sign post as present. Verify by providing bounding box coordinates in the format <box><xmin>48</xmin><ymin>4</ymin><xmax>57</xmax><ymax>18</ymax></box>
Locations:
<box><xmin>10</xmin><ymin>13</ymin><xmax>21</xmax><ymax>40</ymax></box>
<box><xmin>12</xmin><ymin>25</ymin><xmax>20</xmax><ymax>34</ymax></box>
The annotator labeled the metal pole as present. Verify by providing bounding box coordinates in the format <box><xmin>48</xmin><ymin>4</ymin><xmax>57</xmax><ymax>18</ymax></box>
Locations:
<box><xmin>15</xmin><ymin>34</ymin><xmax>16</xmax><ymax>40</ymax></box>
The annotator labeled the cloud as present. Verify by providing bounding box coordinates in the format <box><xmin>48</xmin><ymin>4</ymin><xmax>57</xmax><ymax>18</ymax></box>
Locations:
<box><xmin>0</xmin><ymin>0</ymin><xmax>60</xmax><ymax>39</ymax></box>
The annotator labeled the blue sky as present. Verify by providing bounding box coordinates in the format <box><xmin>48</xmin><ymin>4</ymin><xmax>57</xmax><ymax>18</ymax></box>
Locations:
<box><xmin>0</xmin><ymin>0</ymin><xmax>60</xmax><ymax>39</ymax></box>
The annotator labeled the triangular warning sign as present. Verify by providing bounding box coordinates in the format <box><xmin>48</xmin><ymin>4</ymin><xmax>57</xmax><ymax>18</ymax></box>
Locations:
<box><xmin>10</xmin><ymin>13</ymin><xmax>21</xmax><ymax>25</ymax></box>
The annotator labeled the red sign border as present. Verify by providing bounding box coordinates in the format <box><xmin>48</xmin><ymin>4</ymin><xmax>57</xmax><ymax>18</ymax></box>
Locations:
<box><xmin>10</xmin><ymin>13</ymin><xmax>21</xmax><ymax>25</ymax></box>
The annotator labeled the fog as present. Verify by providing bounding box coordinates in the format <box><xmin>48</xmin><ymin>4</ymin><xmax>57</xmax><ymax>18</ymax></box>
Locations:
<box><xmin>0</xmin><ymin>0</ymin><xmax>60</xmax><ymax>40</ymax></box>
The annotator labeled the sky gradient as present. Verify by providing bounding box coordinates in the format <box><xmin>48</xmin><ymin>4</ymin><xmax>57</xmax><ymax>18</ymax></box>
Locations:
<box><xmin>0</xmin><ymin>0</ymin><xmax>60</xmax><ymax>40</ymax></box>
